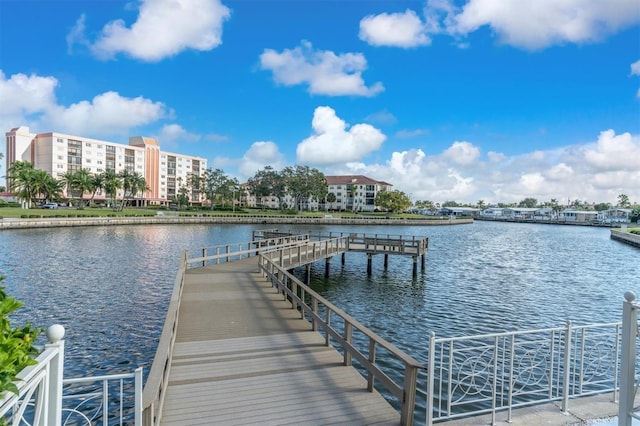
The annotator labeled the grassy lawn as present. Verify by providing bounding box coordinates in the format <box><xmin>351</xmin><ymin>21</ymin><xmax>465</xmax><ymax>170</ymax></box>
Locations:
<box><xmin>0</xmin><ymin>206</ymin><xmax>445</xmax><ymax>221</ymax></box>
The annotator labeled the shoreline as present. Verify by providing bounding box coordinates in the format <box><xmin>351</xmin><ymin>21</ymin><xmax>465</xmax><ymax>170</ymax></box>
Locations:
<box><xmin>610</xmin><ymin>229</ymin><xmax>640</xmax><ymax>249</ymax></box>
<box><xmin>0</xmin><ymin>215</ymin><xmax>474</xmax><ymax>230</ymax></box>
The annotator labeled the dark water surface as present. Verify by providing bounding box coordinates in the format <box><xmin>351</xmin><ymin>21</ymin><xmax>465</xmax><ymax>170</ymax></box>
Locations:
<box><xmin>1</xmin><ymin>221</ymin><xmax>638</xmax><ymax>416</ymax></box>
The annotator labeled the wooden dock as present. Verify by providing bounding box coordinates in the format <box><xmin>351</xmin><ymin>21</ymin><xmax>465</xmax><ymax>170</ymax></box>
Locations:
<box><xmin>158</xmin><ymin>257</ymin><xmax>402</xmax><ymax>425</ymax></box>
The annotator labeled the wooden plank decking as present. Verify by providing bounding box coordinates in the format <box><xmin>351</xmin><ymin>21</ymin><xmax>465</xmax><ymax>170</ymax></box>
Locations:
<box><xmin>159</xmin><ymin>257</ymin><xmax>401</xmax><ymax>425</ymax></box>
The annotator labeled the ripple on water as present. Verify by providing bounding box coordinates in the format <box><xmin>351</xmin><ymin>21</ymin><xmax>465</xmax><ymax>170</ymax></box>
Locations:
<box><xmin>1</xmin><ymin>221</ymin><xmax>639</xmax><ymax>420</ymax></box>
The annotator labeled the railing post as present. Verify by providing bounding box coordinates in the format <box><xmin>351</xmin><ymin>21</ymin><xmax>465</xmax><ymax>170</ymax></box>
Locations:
<box><xmin>344</xmin><ymin>322</ymin><xmax>353</xmax><ymax>366</ymax></box>
<box><xmin>401</xmin><ymin>364</ymin><xmax>418</xmax><ymax>426</ymax></box>
<box><xmin>45</xmin><ymin>324</ymin><xmax>65</xmax><ymax>426</ymax></box>
<box><xmin>562</xmin><ymin>320</ymin><xmax>572</xmax><ymax>413</ymax></box>
<box><xmin>426</xmin><ymin>332</ymin><xmax>435</xmax><ymax>426</ymax></box>
<box><xmin>202</xmin><ymin>248</ymin><xmax>206</xmax><ymax>267</ymax></box>
<box><xmin>619</xmin><ymin>291</ymin><xmax>638</xmax><ymax>426</ymax></box>
<box><xmin>135</xmin><ymin>367</ymin><xmax>144</xmax><ymax>426</ymax></box>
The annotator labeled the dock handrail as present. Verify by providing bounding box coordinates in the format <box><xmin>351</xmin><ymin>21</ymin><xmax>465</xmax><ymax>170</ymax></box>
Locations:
<box><xmin>186</xmin><ymin>234</ymin><xmax>312</xmax><ymax>267</ymax></box>
<box><xmin>258</xmin><ymin>253</ymin><xmax>425</xmax><ymax>426</ymax></box>
<box><xmin>141</xmin><ymin>251</ymin><xmax>187</xmax><ymax>426</ymax></box>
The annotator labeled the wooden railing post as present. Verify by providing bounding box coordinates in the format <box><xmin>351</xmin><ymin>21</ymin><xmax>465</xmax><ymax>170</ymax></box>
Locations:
<box><xmin>344</xmin><ymin>322</ymin><xmax>353</xmax><ymax>366</ymax></box>
<box><xmin>401</xmin><ymin>364</ymin><xmax>419</xmax><ymax>426</ymax></box>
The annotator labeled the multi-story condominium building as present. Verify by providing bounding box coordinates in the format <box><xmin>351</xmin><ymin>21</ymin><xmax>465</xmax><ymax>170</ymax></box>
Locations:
<box><xmin>325</xmin><ymin>175</ymin><xmax>392</xmax><ymax>212</ymax></box>
<box><xmin>5</xmin><ymin>126</ymin><xmax>207</xmax><ymax>205</ymax></box>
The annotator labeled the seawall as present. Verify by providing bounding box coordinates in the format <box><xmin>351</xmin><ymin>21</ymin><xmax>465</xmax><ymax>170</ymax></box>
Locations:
<box><xmin>0</xmin><ymin>215</ymin><xmax>473</xmax><ymax>230</ymax></box>
<box><xmin>610</xmin><ymin>229</ymin><xmax>640</xmax><ymax>248</ymax></box>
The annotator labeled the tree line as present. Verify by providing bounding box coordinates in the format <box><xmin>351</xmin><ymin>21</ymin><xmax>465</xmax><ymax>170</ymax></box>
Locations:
<box><xmin>4</xmin><ymin>161</ymin><xmax>415</xmax><ymax>213</ymax></box>
<box><xmin>6</xmin><ymin>161</ymin><xmax>148</xmax><ymax>211</ymax></box>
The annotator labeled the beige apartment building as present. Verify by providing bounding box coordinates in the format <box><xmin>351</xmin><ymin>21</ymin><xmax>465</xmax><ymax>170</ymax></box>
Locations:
<box><xmin>5</xmin><ymin>126</ymin><xmax>207</xmax><ymax>205</ymax></box>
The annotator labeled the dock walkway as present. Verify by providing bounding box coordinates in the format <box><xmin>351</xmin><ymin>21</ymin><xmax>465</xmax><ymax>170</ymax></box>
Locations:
<box><xmin>159</xmin><ymin>257</ymin><xmax>401</xmax><ymax>425</ymax></box>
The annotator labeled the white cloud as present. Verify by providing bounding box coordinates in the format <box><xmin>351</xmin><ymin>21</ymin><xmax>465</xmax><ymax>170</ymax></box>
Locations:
<box><xmin>442</xmin><ymin>141</ymin><xmax>480</xmax><ymax>165</ymax></box>
<box><xmin>0</xmin><ymin>70</ymin><xmax>169</xmax><ymax>141</ymax></box>
<box><xmin>359</xmin><ymin>9</ymin><xmax>431</xmax><ymax>48</ymax></box>
<box><xmin>238</xmin><ymin>141</ymin><xmax>286</xmax><ymax>178</ymax></box>
<box><xmin>296</xmin><ymin>106</ymin><xmax>386</xmax><ymax>166</ymax></box>
<box><xmin>44</xmin><ymin>91</ymin><xmax>169</xmax><ymax>136</ymax></box>
<box><xmin>259</xmin><ymin>41</ymin><xmax>384</xmax><ymax>97</ymax></box>
<box><xmin>582</xmin><ymin>129</ymin><xmax>640</xmax><ymax>170</ymax></box>
<box><xmin>324</xmin><ymin>129</ymin><xmax>640</xmax><ymax>205</ymax></box>
<box><xmin>79</xmin><ymin>0</ymin><xmax>231</xmax><ymax>61</ymax></box>
<box><xmin>425</xmin><ymin>0</ymin><xmax>640</xmax><ymax>50</ymax></box>
<box><xmin>156</xmin><ymin>123</ymin><xmax>200</xmax><ymax>147</ymax></box>
<box><xmin>0</xmin><ymin>71</ymin><xmax>58</xmax><ymax>117</ymax></box>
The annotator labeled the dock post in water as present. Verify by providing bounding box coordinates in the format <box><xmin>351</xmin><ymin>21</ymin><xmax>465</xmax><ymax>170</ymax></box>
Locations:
<box><xmin>367</xmin><ymin>253</ymin><xmax>373</xmax><ymax>275</ymax></box>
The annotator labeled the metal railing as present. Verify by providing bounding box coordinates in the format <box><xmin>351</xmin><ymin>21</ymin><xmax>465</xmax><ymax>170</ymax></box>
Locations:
<box><xmin>62</xmin><ymin>368</ymin><xmax>143</xmax><ymax>425</ymax></box>
<box><xmin>0</xmin><ymin>327</ymin><xmax>65</xmax><ymax>426</ymax></box>
<box><xmin>258</xmin><ymin>254</ymin><xmax>424</xmax><ymax>426</ymax></box>
<box><xmin>1</xmin><ymin>325</ymin><xmax>142</xmax><ymax>426</ymax></box>
<box><xmin>619</xmin><ymin>291</ymin><xmax>640</xmax><ymax>426</ymax></box>
<box><xmin>426</xmin><ymin>321</ymin><xmax>623</xmax><ymax>425</ymax></box>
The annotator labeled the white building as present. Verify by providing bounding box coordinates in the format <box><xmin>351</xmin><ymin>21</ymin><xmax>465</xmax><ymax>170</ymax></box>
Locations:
<box><xmin>325</xmin><ymin>175</ymin><xmax>392</xmax><ymax>212</ymax></box>
<box><xmin>5</xmin><ymin>126</ymin><xmax>207</xmax><ymax>205</ymax></box>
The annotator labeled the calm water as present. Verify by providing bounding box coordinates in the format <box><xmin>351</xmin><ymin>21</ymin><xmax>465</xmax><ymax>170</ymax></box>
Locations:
<box><xmin>1</xmin><ymin>221</ymin><xmax>639</xmax><ymax>415</ymax></box>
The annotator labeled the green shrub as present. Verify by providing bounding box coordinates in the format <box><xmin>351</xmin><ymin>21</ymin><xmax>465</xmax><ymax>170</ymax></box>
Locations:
<box><xmin>0</xmin><ymin>279</ymin><xmax>41</xmax><ymax>395</ymax></box>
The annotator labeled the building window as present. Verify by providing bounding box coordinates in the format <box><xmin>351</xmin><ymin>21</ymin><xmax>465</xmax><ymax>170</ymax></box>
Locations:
<box><xmin>85</xmin><ymin>142</ymin><xmax>92</xmax><ymax>147</ymax></box>
<box><xmin>57</xmin><ymin>138</ymin><xmax>64</xmax><ymax>143</ymax></box>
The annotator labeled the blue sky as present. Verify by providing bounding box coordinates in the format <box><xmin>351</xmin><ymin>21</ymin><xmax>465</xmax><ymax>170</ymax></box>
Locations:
<box><xmin>1</xmin><ymin>0</ymin><xmax>639</xmax><ymax>205</ymax></box>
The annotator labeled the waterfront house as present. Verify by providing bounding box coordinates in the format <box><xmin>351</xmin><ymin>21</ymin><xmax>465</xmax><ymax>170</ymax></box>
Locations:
<box><xmin>597</xmin><ymin>208</ymin><xmax>633</xmax><ymax>224</ymax></box>
<box><xmin>559</xmin><ymin>209</ymin><xmax>599</xmax><ymax>222</ymax></box>
<box><xmin>440</xmin><ymin>206</ymin><xmax>480</xmax><ymax>216</ymax></box>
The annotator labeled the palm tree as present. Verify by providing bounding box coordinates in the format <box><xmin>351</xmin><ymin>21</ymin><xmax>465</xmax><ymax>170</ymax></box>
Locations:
<box><xmin>102</xmin><ymin>170</ymin><xmax>121</xmax><ymax>210</ymax></box>
<box><xmin>118</xmin><ymin>170</ymin><xmax>148</xmax><ymax>211</ymax></box>
<box><xmin>89</xmin><ymin>173</ymin><xmax>105</xmax><ymax>206</ymax></box>
<box><xmin>61</xmin><ymin>171</ymin><xmax>79</xmax><ymax>206</ymax></box>
<box><xmin>41</xmin><ymin>175</ymin><xmax>64</xmax><ymax>203</ymax></box>
<box><xmin>74</xmin><ymin>169</ymin><xmax>94</xmax><ymax>208</ymax></box>
<box><xmin>6</xmin><ymin>161</ymin><xmax>38</xmax><ymax>208</ymax></box>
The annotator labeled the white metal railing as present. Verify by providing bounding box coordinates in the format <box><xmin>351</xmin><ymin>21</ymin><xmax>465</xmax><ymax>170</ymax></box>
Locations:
<box><xmin>1</xmin><ymin>325</ymin><xmax>141</xmax><ymax>426</ymax></box>
<box><xmin>258</xmin><ymin>254</ymin><xmax>424</xmax><ymax>426</ymax></box>
<box><xmin>0</xmin><ymin>325</ymin><xmax>65</xmax><ymax>426</ymax></box>
<box><xmin>619</xmin><ymin>291</ymin><xmax>640</xmax><ymax>426</ymax></box>
<box><xmin>426</xmin><ymin>321</ymin><xmax>623</xmax><ymax>425</ymax></box>
<box><xmin>62</xmin><ymin>368</ymin><xmax>143</xmax><ymax>425</ymax></box>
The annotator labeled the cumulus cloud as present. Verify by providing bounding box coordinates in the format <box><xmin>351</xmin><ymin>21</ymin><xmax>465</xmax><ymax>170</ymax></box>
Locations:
<box><xmin>0</xmin><ymin>71</ymin><xmax>58</xmax><ymax>117</ymax></box>
<box><xmin>44</xmin><ymin>91</ymin><xmax>168</xmax><ymax>136</ymax></box>
<box><xmin>424</xmin><ymin>0</ymin><xmax>640</xmax><ymax>50</ymax></box>
<box><xmin>296</xmin><ymin>106</ymin><xmax>386</xmax><ymax>165</ymax></box>
<box><xmin>238</xmin><ymin>141</ymin><xmax>286</xmax><ymax>178</ymax></box>
<box><xmin>259</xmin><ymin>41</ymin><xmax>384</xmax><ymax>97</ymax></box>
<box><xmin>442</xmin><ymin>141</ymin><xmax>480</xmax><ymax>165</ymax></box>
<box><xmin>156</xmin><ymin>123</ymin><xmax>200</xmax><ymax>147</ymax></box>
<box><xmin>359</xmin><ymin>9</ymin><xmax>431</xmax><ymax>47</ymax></box>
<box><xmin>323</xmin><ymin>129</ymin><xmax>640</xmax><ymax>205</ymax></box>
<box><xmin>0</xmin><ymin>70</ymin><xmax>169</xmax><ymax>140</ymax></box>
<box><xmin>75</xmin><ymin>0</ymin><xmax>231</xmax><ymax>61</ymax></box>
